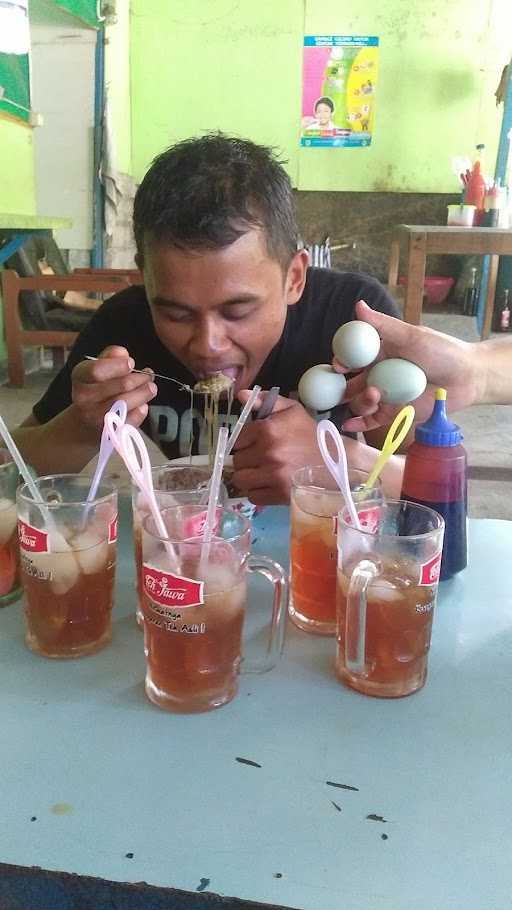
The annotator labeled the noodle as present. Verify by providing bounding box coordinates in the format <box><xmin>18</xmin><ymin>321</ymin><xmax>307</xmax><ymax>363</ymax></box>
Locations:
<box><xmin>193</xmin><ymin>373</ymin><xmax>234</xmax><ymax>467</ymax></box>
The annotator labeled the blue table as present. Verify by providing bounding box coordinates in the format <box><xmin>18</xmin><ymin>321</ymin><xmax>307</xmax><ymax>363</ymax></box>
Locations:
<box><xmin>0</xmin><ymin>214</ymin><xmax>73</xmax><ymax>266</ymax></box>
<box><xmin>0</xmin><ymin>506</ymin><xmax>510</xmax><ymax>909</ymax></box>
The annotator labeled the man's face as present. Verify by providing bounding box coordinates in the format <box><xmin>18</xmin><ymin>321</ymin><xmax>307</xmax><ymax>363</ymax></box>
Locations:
<box><xmin>315</xmin><ymin>103</ymin><xmax>332</xmax><ymax>125</ymax></box>
<box><xmin>141</xmin><ymin>230</ymin><xmax>307</xmax><ymax>392</ymax></box>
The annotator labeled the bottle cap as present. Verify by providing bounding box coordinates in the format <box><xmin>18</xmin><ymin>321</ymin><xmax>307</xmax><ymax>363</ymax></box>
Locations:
<box><xmin>415</xmin><ymin>388</ymin><xmax>464</xmax><ymax>447</ymax></box>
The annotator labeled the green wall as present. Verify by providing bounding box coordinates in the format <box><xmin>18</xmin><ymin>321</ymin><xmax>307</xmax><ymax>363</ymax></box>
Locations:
<box><xmin>130</xmin><ymin>0</ymin><xmax>510</xmax><ymax>192</ymax></box>
<box><xmin>0</xmin><ymin>117</ymin><xmax>36</xmax><ymax>214</ymax></box>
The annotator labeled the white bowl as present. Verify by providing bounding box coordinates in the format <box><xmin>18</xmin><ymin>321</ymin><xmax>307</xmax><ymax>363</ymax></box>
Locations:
<box><xmin>168</xmin><ymin>454</ymin><xmax>258</xmax><ymax>520</ymax></box>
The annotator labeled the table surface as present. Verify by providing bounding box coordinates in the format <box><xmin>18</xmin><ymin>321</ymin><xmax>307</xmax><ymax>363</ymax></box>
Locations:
<box><xmin>0</xmin><ymin>505</ymin><xmax>510</xmax><ymax>910</ymax></box>
<box><xmin>0</xmin><ymin>213</ymin><xmax>72</xmax><ymax>230</ymax></box>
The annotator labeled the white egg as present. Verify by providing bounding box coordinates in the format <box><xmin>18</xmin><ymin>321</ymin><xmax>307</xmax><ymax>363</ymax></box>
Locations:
<box><xmin>298</xmin><ymin>365</ymin><xmax>347</xmax><ymax>412</ymax></box>
<box><xmin>332</xmin><ymin>321</ymin><xmax>380</xmax><ymax>370</ymax></box>
<box><xmin>366</xmin><ymin>359</ymin><xmax>427</xmax><ymax>404</ymax></box>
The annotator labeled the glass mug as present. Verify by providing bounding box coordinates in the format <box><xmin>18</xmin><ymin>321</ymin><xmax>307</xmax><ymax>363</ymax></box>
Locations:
<box><xmin>17</xmin><ymin>475</ymin><xmax>118</xmax><ymax>658</ymax></box>
<box><xmin>336</xmin><ymin>500</ymin><xmax>445</xmax><ymax>698</ymax></box>
<box><xmin>141</xmin><ymin>505</ymin><xmax>288</xmax><ymax>713</ymax></box>
<box><xmin>289</xmin><ymin>466</ymin><xmax>384</xmax><ymax>635</ymax></box>
<box><xmin>0</xmin><ymin>452</ymin><xmax>21</xmax><ymax>606</ymax></box>
<box><xmin>132</xmin><ymin>465</ymin><xmax>227</xmax><ymax>626</ymax></box>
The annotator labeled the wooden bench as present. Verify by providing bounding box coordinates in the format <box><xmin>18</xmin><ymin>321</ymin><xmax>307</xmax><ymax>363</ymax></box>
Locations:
<box><xmin>0</xmin><ymin>270</ymin><xmax>137</xmax><ymax>387</ymax></box>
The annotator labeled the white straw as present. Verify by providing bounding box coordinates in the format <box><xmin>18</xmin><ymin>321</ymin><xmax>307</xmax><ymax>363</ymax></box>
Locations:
<box><xmin>0</xmin><ymin>415</ymin><xmax>57</xmax><ymax>534</ymax></box>
<box><xmin>199</xmin><ymin>425</ymin><xmax>228</xmax><ymax>574</ymax></box>
<box><xmin>0</xmin><ymin>415</ymin><xmax>44</xmax><ymax>504</ymax></box>
<box><xmin>225</xmin><ymin>385</ymin><xmax>261</xmax><ymax>457</ymax></box>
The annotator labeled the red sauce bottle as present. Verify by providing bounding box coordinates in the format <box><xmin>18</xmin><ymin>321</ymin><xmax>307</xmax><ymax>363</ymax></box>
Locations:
<box><xmin>401</xmin><ymin>388</ymin><xmax>467</xmax><ymax>580</ymax></box>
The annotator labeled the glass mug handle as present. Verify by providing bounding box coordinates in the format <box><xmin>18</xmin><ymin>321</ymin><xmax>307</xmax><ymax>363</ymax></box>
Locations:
<box><xmin>243</xmin><ymin>555</ymin><xmax>289</xmax><ymax>674</ymax></box>
<box><xmin>345</xmin><ymin>559</ymin><xmax>379</xmax><ymax>675</ymax></box>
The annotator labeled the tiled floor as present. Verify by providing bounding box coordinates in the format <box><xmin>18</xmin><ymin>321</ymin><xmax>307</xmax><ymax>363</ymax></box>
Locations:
<box><xmin>0</xmin><ymin>309</ymin><xmax>509</xmax><ymax>518</ymax></box>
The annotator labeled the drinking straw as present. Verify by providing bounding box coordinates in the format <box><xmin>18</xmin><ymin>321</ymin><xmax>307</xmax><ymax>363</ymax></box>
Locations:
<box><xmin>86</xmin><ymin>400</ymin><xmax>127</xmax><ymax>504</ymax></box>
<box><xmin>0</xmin><ymin>415</ymin><xmax>44</xmax><ymax>504</ymax></box>
<box><xmin>0</xmin><ymin>415</ymin><xmax>57</xmax><ymax>533</ymax></box>
<box><xmin>316</xmin><ymin>419</ymin><xmax>361</xmax><ymax>530</ymax></box>
<box><xmin>225</xmin><ymin>385</ymin><xmax>262</xmax><ymax>457</ymax></box>
<box><xmin>199</xmin><ymin>425</ymin><xmax>229</xmax><ymax>574</ymax></box>
<box><xmin>362</xmin><ymin>406</ymin><xmax>415</xmax><ymax>491</ymax></box>
<box><xmin>104</xmin><ymin>414</ymin><xmax>178</xmax><ymax>564</ymax></box>
<box><xmin>199</xmin><ymin>385</ymin><xmax>262</xmax><ymax>506</ymax></box>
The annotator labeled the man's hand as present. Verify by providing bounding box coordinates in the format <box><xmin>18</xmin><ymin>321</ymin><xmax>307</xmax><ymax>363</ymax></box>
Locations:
<box><xmin>335</xmin><ymin>301</ymin><xmax>479</xmax><ymax>433</ymax></box>
<box><xmin>232</xmin><ymin>390</ymin><xmax>395</xmax><ymax>505</ymax></box>
<box><xmin>71</xmin><ymin>346</ymin><xmax>158</xmax><ymax>433</ymax></box>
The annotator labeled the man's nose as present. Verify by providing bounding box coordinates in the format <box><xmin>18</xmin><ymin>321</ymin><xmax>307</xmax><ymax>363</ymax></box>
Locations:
<box><xmin>189</xmin><ymin>318</ymin><xmax>230</xmax><ymax>358</ymax></box>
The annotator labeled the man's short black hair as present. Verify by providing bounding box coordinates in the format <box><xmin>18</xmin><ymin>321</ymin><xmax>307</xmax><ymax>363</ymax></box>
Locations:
<box><xmin>315</xmin><ymin>96</ymin><xmax>334</xmax><ymax>113</ymax></box>
<box><xmin>133</xmin><ymin>133</ymin><xmax>299</xmax><ymax>268</ymax></box>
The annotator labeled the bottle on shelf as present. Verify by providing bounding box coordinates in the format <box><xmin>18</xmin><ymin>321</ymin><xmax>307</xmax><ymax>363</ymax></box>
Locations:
<box><xmin>500</xmin><ymin>289</ymin><xmax>510</xmax><ymax>332</ymax></box>
<box><xmin>483</xmin><ymin>182</ymin><xmax>500</xmax><ymax>227</ymax></box>
<box><xmin>401</xmin><ymin>389</ymin><xmax>468</xmax><ymax>581</ymax></box>
<box><xmin>464</xmin><ymin>158</ymin><xmax>486</xmax><ymax>224</ymax></box>
<box><xmin>463</xmin><ymin>267</ymin><xmax>479</xmax><ymax>316</ymax></box>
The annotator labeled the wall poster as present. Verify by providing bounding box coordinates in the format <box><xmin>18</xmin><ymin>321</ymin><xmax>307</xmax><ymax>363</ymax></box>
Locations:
<box><xmin>301</xmin><ymin>35</ymin><xmax>379</xmax><ymax>148</ymax></box>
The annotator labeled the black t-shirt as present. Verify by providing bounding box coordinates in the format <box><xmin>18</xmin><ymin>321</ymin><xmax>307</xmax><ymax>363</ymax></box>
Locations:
<box><xmin>33</xmin><ymin>268</ymin><xmax>399</xmax><ymax>459</ymax></box>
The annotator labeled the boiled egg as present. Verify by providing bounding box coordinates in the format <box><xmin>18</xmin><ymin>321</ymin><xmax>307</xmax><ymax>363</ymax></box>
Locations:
<box><xmin>366</xmin><ymin>359</ymin><xmax>427</xmax><ymax>404</ymax></box>
<box><xmin>298</xmin><ymin>364</ymin><xmax>347</xmax><ymax>412</ymax></box>
<box><xmin>332</xmin><ymin>320</ymin><xmax>381</xmax><ymax>370</ymax></box>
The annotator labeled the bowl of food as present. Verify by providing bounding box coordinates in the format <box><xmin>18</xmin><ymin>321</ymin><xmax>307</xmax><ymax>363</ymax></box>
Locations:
<box><xmin>168</xmin><ymin>454</ymin><xmax>258</xmax><ymax>520</ymax></box>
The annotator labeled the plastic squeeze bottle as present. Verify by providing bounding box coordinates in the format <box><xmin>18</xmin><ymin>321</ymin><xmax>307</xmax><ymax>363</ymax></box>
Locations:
<box><xmin>464</xmin><ymin>159</ymin><xmax>486</xmax><ymax>224</ymax></box>
<box><xmin>401</xmin><ymin>388</ymin><xmax>467</xmax><ymax>580</ymax></box>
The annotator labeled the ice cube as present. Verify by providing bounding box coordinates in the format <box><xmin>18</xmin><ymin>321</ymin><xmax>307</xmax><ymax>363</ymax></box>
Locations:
<box><xmin>27</xmin><ymin>546</ymin><xmax>80</xmax><ymax>597</ymax></box>
<box><xmin>0</xmin><ymin>499</ymin><xmax>17</xmax><ymax>545</ymax></box>
<box><xmin>50</xmin><ymin>552</ymin><xmax>80</xmax><ymax>596</ymax></box>
<box><xmin>293</xmin><ymin>489</ymin><xmax>342</xmax><ymax>520</ymax></box>
<box><xmin>38</xmin><ymin>529</ymin><xmax>80</xmax><ymax>596</ymax></box>
<box><xmin>368</xmin><ymin>578</ymin><xmax>402</xmax><ymax>604</ymax></box>
<box><xmin>203</xmin><ymin>563</ymin><xmax>237</xmax><ymax>595</ymax></box>
<box><xmin>71</xmin><ymin>530</ymin><xmax>109</xmax><ymax>575</ymax></box>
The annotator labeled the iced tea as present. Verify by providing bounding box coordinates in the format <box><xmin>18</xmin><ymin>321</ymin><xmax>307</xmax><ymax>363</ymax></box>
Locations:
<box><xmin>337</xmin><ymin>558</ymin><xmax>436</xmax><ymax>697</ymax></box>
<box><xmin>141</xmin><ymin>505</ymin><xmax>288</xmax><ymax>712</ymax></box>
<box><xmin>0</xmin><ymin>455</ymin><xmax>21</xmax><ymax>605</ymax></box>
<box><xmin>290</xmin><ymin>466</ymin><xmax>382</xmax><ymax>635</ymax></box>
<box><xmin>132</xmin><ymin>465</ymin><xmax>225</xmax><ymax>626</ymax></box>
<box><xmin>143</xmin><ymin>559</ymin><xmax>246</xmax><ymax>712</ymax></box>
<box><xmin>336</xmin><ymin>500</ymin><xmax>444</xmax><ymax>697</ymax></box>
<box><xmin>17</xmin><ymin>476</ymin><xmax>117</xmax><ymax>658</ymax></box>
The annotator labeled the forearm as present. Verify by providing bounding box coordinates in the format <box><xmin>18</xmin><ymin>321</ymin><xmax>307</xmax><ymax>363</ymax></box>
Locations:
<box><xmin>13</xmin><ymin>407</ymin><xmax>101</xmax><ymax>475</ymax></box>
<box><xmin>474</xmin><ymin>337</ymin><xmax>512</xmax><ymax>405</ymax></box>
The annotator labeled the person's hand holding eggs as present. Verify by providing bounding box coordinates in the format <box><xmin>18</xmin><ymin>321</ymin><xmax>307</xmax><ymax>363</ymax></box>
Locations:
<box><xmin>298</xmin><ymin>310</ymin><xmax>427</xmax><ymax>416</ymax></box>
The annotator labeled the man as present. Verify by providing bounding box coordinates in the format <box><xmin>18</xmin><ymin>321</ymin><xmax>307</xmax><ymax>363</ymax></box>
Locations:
<box><xmin>335</xmin><ymin>301</ymin><xmax>512</xmax><ymax>432</ymax></box>
<box><xmin>14</xmin><ymin>133</ymin><xmax>399</xmax><ymax>504</ymax></box>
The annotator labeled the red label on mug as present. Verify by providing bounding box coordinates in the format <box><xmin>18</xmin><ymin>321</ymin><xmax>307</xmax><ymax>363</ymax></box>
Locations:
<box><xmin>18</xmin><ymin>520</ymin><xmax>49</xmax><ymax>553</ymax></box>
<box><xmin>333</xmin><ymin>506</ymin><xmax>381</xmax><ymax>536</ymax></box>
<box><xmin>419</xmin><ymin>552</ymin><xmax>442</xmax><ymax>586</ymax></box>
<box><xmin>183</xmin><ymin>508</ymin><xmax>221</xmax><ymax>539</ymax></box>
<box><xmin>108</xmin><ymin>514</ymin><xmax>118</xmax><ymax>543</ymax></box>
<box><xmin>143</xmin><ymin>564</ymin><xmax>204</xmax><ymax>609</ymax></box>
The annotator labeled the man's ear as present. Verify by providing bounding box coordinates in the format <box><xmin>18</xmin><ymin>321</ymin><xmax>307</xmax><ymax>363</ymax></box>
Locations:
<box><xmin>285</xmin><ymin>249</ymin><xmax>309</xmax><ymax>306</ymax></box>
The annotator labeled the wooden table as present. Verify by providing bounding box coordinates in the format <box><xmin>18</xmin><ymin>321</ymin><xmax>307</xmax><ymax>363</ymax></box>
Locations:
<box><xmin>387</xmin><ymin>224</ymin><xmax>512</xmax><ymax>338</ymax></box>
<box><xmin>0</xmin><ymin>502</ymin><xmax>511</xmax><ymax>908</ymax></box>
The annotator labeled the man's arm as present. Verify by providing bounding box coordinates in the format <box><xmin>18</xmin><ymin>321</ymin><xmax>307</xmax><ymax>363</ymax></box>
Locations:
<box><xmin>13</xmin><ymin>409</ymin><xmax>102</xmax><ymax>475</ymax></box>
<box><xmin>13</xmin><ymin>348</ymin><xmax>157</xmax><ymax>476</ymax></box>
<box><xmin>476</xmin><ymin>337</ymin><xmax>512</xmax><ymax>405</ymax></box>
